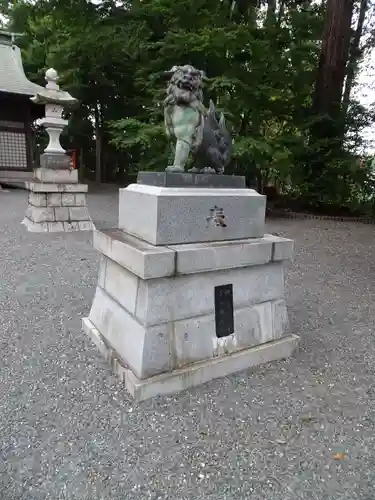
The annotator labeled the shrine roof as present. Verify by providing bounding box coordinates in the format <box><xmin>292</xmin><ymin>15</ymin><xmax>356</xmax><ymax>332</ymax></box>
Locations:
<box><xmin>0</xmin><ymin>31</ymin><xmax>44</xmax><ymax>97</ymax></box>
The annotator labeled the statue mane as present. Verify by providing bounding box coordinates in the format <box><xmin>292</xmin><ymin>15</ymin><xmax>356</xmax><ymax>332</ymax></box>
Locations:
<box><xmin>163</xmin><ymin>65</ymin><xmax>232</xmax><ymax>174</ymax></box>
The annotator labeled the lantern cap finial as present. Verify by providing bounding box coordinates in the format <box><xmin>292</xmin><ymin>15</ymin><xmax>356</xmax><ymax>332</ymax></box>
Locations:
<box><xmin>45</xmin><ymin>68</ymin><xmax>59</xmax><ymax>90</ymax></box>
<box><xmin>30</xmin><ymin>68</ymin><xmax>77</xmax><ymax>107</ymax></box>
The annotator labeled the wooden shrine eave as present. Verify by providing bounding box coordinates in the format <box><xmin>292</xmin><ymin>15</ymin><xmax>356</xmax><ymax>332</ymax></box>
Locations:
<box><xmin>0</xmin><ymin>91</ymin><xmax>45</xmax><ymax>121</ymax></box>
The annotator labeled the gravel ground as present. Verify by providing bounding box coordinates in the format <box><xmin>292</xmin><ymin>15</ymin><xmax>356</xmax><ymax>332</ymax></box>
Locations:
<box><xmin>1</xmin><ymin>188</ymin><xmax>375</xmax><ymax>500</ymax></box>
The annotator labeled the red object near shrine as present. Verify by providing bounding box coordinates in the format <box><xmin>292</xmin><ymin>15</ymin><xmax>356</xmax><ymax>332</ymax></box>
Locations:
<box><xmin>72</xmin><ymin>150</ymin><xmax>77</xmax><ymax>169</ymax></box>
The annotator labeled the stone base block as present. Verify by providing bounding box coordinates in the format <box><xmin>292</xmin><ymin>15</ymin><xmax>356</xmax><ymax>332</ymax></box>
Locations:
<box><xmin>83</xmin><ymin>228</ymin><xmax>297</xmax><ymax>399</ymax></box>
<box><xmin>93</xmin><ymin>228</ymin><xmax>293</xmax><ymax>279</ymax></box>
<box><xmin>25</xmin><ymin>180</ymin><xmax>87</xmax><ymax>193</ymax></box>
<box><xmin>22</xmin><ymin>217</ymin><xmax>93</xmax><ymax>232</ymax></box>
<box><xmin>34</xmin><ymin>167</ymin><xmax>78</xmax><ymax>184</ymax></box>
<box><xmin>22</xmin><ymin>179</ymin><xmax>92</xmax><ymax>233</ymax></box>
<box><xmin>83</xmin><ymin>317</ymin><xmax>299</xmax><ymax>401</ymax></box>
<box><xmin>137</xmin><ymin>171</ymin><xmax>246</xmax><ymax>189</ymax></box>
<box><xmin>40</xmin><ymin>153</ymin><xmax>73</xmax><ymax>170</ymax></box>
<box><xmin>119</xmin><ymin>184</ymin><xmax>266</xmax><ymax>245</ymax></box>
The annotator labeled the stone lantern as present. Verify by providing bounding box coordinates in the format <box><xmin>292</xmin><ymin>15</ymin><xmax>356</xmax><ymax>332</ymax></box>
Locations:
<box><xmin>22</xmin><ymin>68</ymin><xmax>92</xmax><ymax>232</ymax></box>
<box><xmin>32</xmin><ymin>68</ymin><xmax>77</xmax><ymax>167</ymax></box>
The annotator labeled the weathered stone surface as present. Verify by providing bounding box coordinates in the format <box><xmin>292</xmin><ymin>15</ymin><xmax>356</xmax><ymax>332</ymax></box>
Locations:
<box><xmin>94</xmin><ymin>230</ymin><xmax>293</xmax><ymax>280</ymax></box>
<box><xmin>134</xmin><ymin>262</ymin><xmax>285</xmax><ymax>326</ymax></box>
<box><xmin>46</xmin><ymin>193</ymin><xmax>62</xmax><ymax>207</ymax></box>
<box><xmin>137</xmin><ymin>171</ymin><xmax>246</xmax><ymax>189</ymax></box>
<box><xmin>25</xmin><ymin>181</ymin><xmax>88</xmax><ymax>193</ymax></box>
<box><xmin>63</xmin><ymin>183</ymin><xmax>89</xmax><ymax>193</ymax></box>
<box><xmin>98</xmin><ymin>256</ymin><xmax>106</xmax><ymax>288</ymax></box>
<box><xmin>173</xmin><ymin>300</ymin><xmax>282</xmax><ymax>368</ymax></box>
<box><xmin>34</xmin><ymin>167</ymin><xmax>78</xmax><ymax>183</ymax></box>
<box><xmin>78</xmin><ymin>221</ymin><xmax>93</xmax><ymax>231</ymax></box>
<box><xmin>82</xmin><ymin>317</ymin><xmax>112</xmax><ymax>362</ymax></box>
<box><xmin>26</xmin><ymin>206</ymin><xmax>55</xmax><ymax>223</ymax></box>
<box><xmin>21</xmin><ymin>218</ymin><xmax>49</xmax><ymax>232</ymax></box>
<box><xmin>273</xmin><ymin>237</ymin><xmax>294</xmax><ymax>261</ymax></box>
<box><xmin>23</xmin><ymin>182</ymin><xmax>92</xmax><ymax>232</ymax></box>
<box><xmin>84</xmin><ymin>185</ymin><xmax>296</xmax><ymax>399</ymax></box>
<box><xmin>169</xmin><ymin>238</ymin><xmax>273</xmax><ymax>274</ymax></box>
<box><xmin>28</xmin><ymin>192</ymin><xmax>47</xmax><ymax>207</ymax></box>
<box><xmin>61</xmin><ymin>193</ymin><xmax>76</xmax><ymax>207</ymax></box>
<box><xmin>23</xmin><ymin>216</ymin><xmax>92</xmax><ymax>232</ymax></box>
<box><xmin>48</xmin><ymin>221</ymin><xmax>65</xmax><ymax>232</ymax></box>
<box><xmin>83</xmin><ymin>315</ymin><xmax>299</xmax><ymax>401</ymax></box>
<box><xmin>63</xmin><ymin>221</ymin><xmax>80</xmax><ymax>232</ymax></box>
<box><xmin>75</xmin><ymin>194</ymin><xmax>87</xmax><ymax>206</ymax></box>
<box><xmin>93</xmin><ymin>229</ymin><xmax>176</xmax><ymax>280</ymax></box>
<box><xmin>39</xmin><ymin>153</ymin><xmax>73</xmax><ymax>171</ymax></box>
<box><xmin>101</xmin><ymin>258</ymin><xmax>139</xmax><ymax>314</ymax></box>
<box><xmin>130</xmin><ymin>334</ymin><xmax>299</xmax><ymax>401</ymax></box>
<box><xmin>92</xmin><ymin>249</ymin><xmax>289</xmax><ymax>380</ymax></box>
<box><xmin>118</xmin><ymin>184</ymin><xmax>266</xmax><ymax>246</ymax></box>
<box><xmin>54</xmin><ymin>207</ymin><xmax>70</xmax><ymax>221</ymax></box>
<box><xmin>88</xmin><ymin>286</ymin><xmax>171</xmax><ymax>379</ymax></box>
<box><xmin>68</xmin><ymin>207</ymin><xmax>90</xmax><ymax>221</ymax></box>
<box><xmin>272</xmin><ymin>299</ymin><xmax>289</xmax><ymax>338</ymax></box>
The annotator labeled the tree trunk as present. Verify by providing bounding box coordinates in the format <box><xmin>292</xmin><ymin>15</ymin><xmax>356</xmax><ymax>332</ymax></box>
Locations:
<box><xmin>266</xmin><ymin>0</ymin><xmax>276</xmax><ymax>24</ymax></box>
<box><xmin>277</xmin><ymin>0</ymin><xmax>285</xmax><ymax>25</ymax></box>
<box><xmin>342</xmin><ymin>0</ymin><xmax>368</xmax><ymax>117</ymax></box>
<box><xmin>304</xmin><ymin>0</ymin><xmax>354</xmax><ymax>205</ymax></box>
<box><xmin>94</xmin><ymin>103</ymin><xmax>102</xmax><ymax>184</ymax></box>
<box><xmin>312</xmin><ymin>0</ymin><xmax>354</xmax><ymax>125</ymax></box>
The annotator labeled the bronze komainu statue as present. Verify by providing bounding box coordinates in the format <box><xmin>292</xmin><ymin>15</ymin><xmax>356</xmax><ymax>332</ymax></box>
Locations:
<box><xmin>163</xmin><ymin>64</ymin><xmax>232</xmax><ymax>174</ymax></box>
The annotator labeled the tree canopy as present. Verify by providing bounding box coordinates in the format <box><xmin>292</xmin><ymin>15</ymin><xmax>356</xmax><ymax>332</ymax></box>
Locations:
<box><xmin>2</xmin><ymin>0</ymin><xmax>375</xmax><ymax>214</ymax></box>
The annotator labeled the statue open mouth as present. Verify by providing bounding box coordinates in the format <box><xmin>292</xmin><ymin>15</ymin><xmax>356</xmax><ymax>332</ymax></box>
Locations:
<box><xmin>177</xmin><ymin>81</ymin><xmax>193</xmax><ymax>92</ymax></box>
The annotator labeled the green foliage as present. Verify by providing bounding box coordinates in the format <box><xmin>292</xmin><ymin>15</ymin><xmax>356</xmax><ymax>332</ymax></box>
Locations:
<box><xmin>287</xmin><ymin>155</ymin><xmax>375</xmax><ymax>215</ymax></box>
<box><xmin>1</xmin><ymin>0</ymin><xmax>374</xmax><ymax>213</ymax></box>
<box><xmin>109</xmin><ymin>118</ymin><xmax>168</xmax><ymax>171</ymax></box>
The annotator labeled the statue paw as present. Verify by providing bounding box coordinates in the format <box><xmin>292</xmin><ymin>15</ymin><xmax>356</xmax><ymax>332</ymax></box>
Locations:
<box><xmin>202</xmin><ymin>167</ymin><xmax>216</xmax><ymax>174</ymax></box>
<box><xmin>165</xmin><ymin>165</ymin><xmax>185</xmax><ymax>173</ymax></box>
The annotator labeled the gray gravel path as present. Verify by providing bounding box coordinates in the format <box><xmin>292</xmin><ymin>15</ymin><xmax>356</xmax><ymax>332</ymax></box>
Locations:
<box><xmin>1</xmin><ymin>189</ymin><xmax>375</xmax><ymax>500</ymax></box>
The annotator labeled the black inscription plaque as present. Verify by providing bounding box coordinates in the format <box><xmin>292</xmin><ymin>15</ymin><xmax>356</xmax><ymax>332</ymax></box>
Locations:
<box><xmin>214</xmin><ymin>284</ymin><xmax>234</xmax><ymax>338</ymax></box>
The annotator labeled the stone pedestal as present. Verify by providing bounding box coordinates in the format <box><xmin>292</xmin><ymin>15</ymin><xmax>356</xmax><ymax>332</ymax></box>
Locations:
<box><xmin>83</xmin><ymin>173</ymin><xmax>298</xmax><ymax>400</ymax></box>
<box><xmin>22</xmin><ymin>166</ymin><xmax>93</xmax><ymax>232</ymax></box>
<box><xmin>119</xmin><ymin>184</ymin><xmax>266</xmax><ymax>245</ymax></box>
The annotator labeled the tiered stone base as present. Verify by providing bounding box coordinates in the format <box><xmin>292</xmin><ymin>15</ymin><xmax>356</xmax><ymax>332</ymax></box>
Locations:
<box><xmin>83</xmin><ymin>177</ymin><xmax>298</xmax><ymax>400</ymax></box>
<box><xmin>83</xmin><ymin>317</ymin><xmax>299</xmax><ymax>401</ymax></box>
<box><xmin>83</xmin><ymin>228</ymin><xmax>298</xmax><ymax>401</ymax></box>
<box><xmin>22</xmin><ymin>168</ymin><xmax>93</xmax><ymax>232</ymax></box>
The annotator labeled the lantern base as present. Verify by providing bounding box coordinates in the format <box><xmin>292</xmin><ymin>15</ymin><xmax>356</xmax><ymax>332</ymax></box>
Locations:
<box><xmin>22</xmin><ymin>176</ymin><xmax>93</xmax><ymax>232</ymax></box>
<box><xmin>40</xmin><ymin>152</ymin><xmax>73</xmax><ymax>170</ymax></box>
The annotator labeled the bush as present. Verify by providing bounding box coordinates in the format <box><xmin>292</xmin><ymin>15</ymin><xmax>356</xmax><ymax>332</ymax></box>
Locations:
<box><xmin>285</xmin><ymin>156</ymin><xmax>375</xmax><ymax>216</ymax></box>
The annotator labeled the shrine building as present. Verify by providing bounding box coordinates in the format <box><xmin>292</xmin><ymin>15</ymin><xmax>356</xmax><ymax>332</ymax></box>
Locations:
<box><xmin>0</xmin><ymin>30</ymin><xmax>44</xmax><ymax>186</ymax></box>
